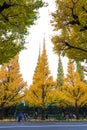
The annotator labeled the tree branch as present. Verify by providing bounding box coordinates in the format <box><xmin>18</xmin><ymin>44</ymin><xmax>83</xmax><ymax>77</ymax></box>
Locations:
<box><xmin>64</xmin><ymin>41</ymin><xmax>87</xmax><ymax>52</ymax></box>
<box><xmin>0</xmin><ymin>2</ymin><xmax>26</xmax><ymax>13</ymax></box>
<box><xmin>0</xmin><ymin>2</ymin><xmax>12</xmax><ymax>13</ymax></box>
<box><xmin>64</xmin><ymin>2</ymin><xmax>87</xmax><ymax>31</ymax></box>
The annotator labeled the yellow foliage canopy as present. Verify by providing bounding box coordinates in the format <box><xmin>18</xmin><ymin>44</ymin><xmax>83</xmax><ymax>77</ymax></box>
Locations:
<box><xmin>0</xmin><ymin>55</ymin><xmax>27</xmax><ymax>109</ymax></box>
<box><xmin>24</xmin><ymin>39</ymin><xmax>56</xmax><ymax>108</ymax></box>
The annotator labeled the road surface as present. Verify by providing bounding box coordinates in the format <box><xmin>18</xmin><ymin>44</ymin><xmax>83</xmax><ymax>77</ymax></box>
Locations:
<box><xmin>0</xmin><ymin>122</ymin><xmax>87</xmax><ymax>130</ymax></box>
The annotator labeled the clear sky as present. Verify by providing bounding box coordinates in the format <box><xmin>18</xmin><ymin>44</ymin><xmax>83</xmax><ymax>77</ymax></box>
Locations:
<box><xmin>19</xmin><ymin>0</ymin><xmax>68</xmax><ymax>86</ymax></box>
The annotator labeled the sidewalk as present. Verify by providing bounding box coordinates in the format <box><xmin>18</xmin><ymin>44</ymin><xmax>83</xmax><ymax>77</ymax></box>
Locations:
<box><xmin>0</xmin><ymin>118</ymin><xmax>87</xmax><ymax>123</ymax></box>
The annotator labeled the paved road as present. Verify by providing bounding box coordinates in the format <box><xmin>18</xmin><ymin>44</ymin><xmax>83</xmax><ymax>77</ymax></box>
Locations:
<box><xmin>0</xmin><ymin>122</ymin><xmax>87</xmax><ymax>130</ymax></box>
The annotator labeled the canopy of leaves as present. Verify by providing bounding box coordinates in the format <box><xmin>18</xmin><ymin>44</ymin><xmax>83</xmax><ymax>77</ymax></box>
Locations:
<box><xmin>24</xmin><ymin>40</ymin><xmax>55</xmax><ymax>108</ymax></box>
<box><xmin>56</xmin><ymin>56</ymin><xmax>64</xmax><ymax>87</ymax></box>
<box><xmin>0</xmin><ymin>55</ymin><xmax>27</xmax><ymax>109</ymax></box>
<box><xmin>51</xmin><ymin>0</ymin><xmax>87</xmax><ymax>61</ymax></box>
<box><xmin>61</xmin><ymin>59</ymin><xmax>87</xmax><ymax>108</ymax></box>
<box><xmin>76</xmin><ymin>61</ymin><xmax>85</xmax><ymax>81</ymax></box>
<box><xmin>0</xmin><ymin>0</ymin><xmax>44</xmax><ymax>64</ymax></box>
<box><xmin>62</xmin><ymin>72</ymin><xmax>87</xmax><ymax>108</ymax></box>
<box><xmin>50</xmin><ymin>59</ymin><xmax>87</xmax><ymax>111</ymax></box>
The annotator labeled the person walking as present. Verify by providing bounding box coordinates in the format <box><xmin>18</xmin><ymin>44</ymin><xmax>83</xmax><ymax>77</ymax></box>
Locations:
<box><xmin>18</xmin><ymin>112</ymin><xmax>23</xmax><ymax>122</ymax></box>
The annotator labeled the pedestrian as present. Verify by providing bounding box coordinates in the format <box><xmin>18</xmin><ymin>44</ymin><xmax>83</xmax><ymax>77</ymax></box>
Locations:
<box><xmin>23</xmin><ymin>113</ymin><xmax>27</xmax><ymax>121</ymax></box>
<box><xmin>34</xmin><ymin>111</ymin><xmax>38</xmax><ymax>119</ymax></box>
<box><xmin>18</xmin><ymin>112</ymin><xmax>23</xmax><ymax>122</ymax></box>
<box><xmin>45</xmin><ymin>114</ymin><xmax>48</xmax><ymax>119</ymax></box>
<box><xmin>14</xmin><ymin>110</ymin><xmax>17</xmax><ymax>119</ymax></box>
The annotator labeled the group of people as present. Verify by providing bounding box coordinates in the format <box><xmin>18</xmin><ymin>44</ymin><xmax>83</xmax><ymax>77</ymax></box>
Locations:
<box><xmin>18</xmin><ymin>112</ymin><xmax>30</xmax><ymax>122</ymax></box>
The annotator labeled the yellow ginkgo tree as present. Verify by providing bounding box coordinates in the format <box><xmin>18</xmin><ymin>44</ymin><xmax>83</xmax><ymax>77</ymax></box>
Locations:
<box><xmin>61</xmin><ymin>59</ymin><xmax>87</xmax><ymax>119</ymax></box>
<box><xmin>51</xmin><ymin>0</ymin><xmax>87</xmax><ymax>61</ymax></box>
<box><xmin>24</xmin><ymin>39</ymin><xmax>55</xmax><ymax>119</ymax></box>
<box><xmin>0</xmin><ymin>55</ymin><xmax>27</xmax><ymax>118</ymax></box>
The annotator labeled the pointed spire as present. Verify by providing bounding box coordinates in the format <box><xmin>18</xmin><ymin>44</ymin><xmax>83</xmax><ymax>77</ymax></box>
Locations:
<box><xmin>39</xmin><ymin>42</ymin><xmax>41</xmax><ymax>57</ymax></box>
<box><xmin>43</xmin><ymin>33</ymin><xmax>46</xmax><ymax>51</ymax></box>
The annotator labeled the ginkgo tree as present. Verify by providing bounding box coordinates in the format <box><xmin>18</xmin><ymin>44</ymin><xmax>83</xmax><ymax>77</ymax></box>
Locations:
<box><xmin>61</xmin><ymin>59</ymin><xmax>87</xmax><ymax>119</ymax></box>
<box><xmin>49</xmin><ymin>59</ymin><xmax>87</xmax><ymax>119</ymax></box>
<box><xmin>56</xmin><ymin>55</ymin><xmax>64</xmax><ymax>87</ymax></box>
<box><xmin>24</xmin><ymin>39</ymin><xmax>55</xmax><ymax>119</ymax></box>
<box><xmin>51</xmin><ymin>0</ymin><xmax>87</xmax><ymax>61</ymax></box>
<box><xmin>0</xmin><ymin>55</ymin><xmax>27</xmax><ymax>118</ymax></box>
<box><xmin>76</xmin><ymin>61</ymin><xmax>85</xmax><ymax>82</ymax></box>
<box><xmin>0</xmin><ymin>0</ymin><xmax>44</xmax><ymax>64</ymax></box>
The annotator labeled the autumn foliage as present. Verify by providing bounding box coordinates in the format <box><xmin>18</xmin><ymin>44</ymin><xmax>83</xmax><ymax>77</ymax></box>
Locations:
<box><xmin>24</xmin><ymin>39</ymin><xmax>56</xmax><ymax>119</ymax></box>
<box><xmin>51</xmin><ymin>0</ymin><xmax>87</xmax><ymax>61</ymax></box>
<box><xmin>51</xmin><ymin>59</ymin><xmax>87</xmax><ymax>119</ymax></box>
<box><xmin>0</xmin><ymin>55</ymin><xmax>27</xmax><ymax>118</ymax></box>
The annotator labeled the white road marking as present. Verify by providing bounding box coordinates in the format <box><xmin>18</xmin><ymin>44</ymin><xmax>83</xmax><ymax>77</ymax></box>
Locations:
<box><xmin>0</xmin><ymin>124</ymin><xmax>87</xmax><ymax>129</ymax></box>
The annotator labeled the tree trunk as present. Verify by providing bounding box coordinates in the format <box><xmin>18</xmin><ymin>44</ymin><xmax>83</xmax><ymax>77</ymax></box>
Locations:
<box><xmin>0</xmin><ymin>108</ymin><xmax>4</xmax><ymax>119</ymax></box>
<box><xmin>75</xmin><ymin>101</ymin><xmax>79</xmax><ymax>119</ymax></box>
<box><xmin>41</xmin><ymin>86</ymin><xmax>45</xmax><ymax>120</ymax></box>
<box><xmin>41</xmin><ymin>107</ymin><xmax>45</xmax><ymax>120</ymax></box>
